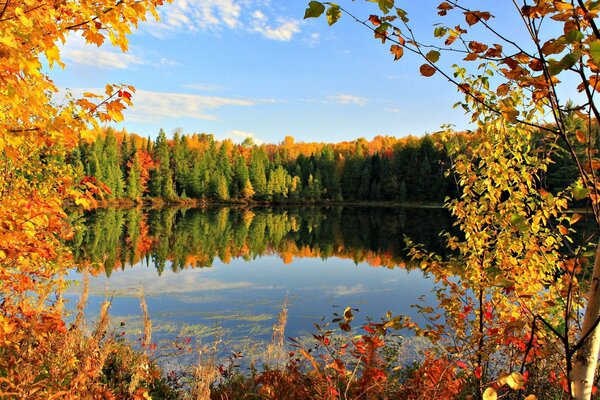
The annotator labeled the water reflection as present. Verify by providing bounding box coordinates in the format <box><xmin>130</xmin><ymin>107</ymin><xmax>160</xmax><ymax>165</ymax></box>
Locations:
<box><xmin>65</xmin><ymin>206</ymin><xmax>449</xmax><ymax>365</ymax></box>
<box><xmin>69</xmin><ymin>206</ymin><xmax>451</xmax><ymax>274</ymax></box>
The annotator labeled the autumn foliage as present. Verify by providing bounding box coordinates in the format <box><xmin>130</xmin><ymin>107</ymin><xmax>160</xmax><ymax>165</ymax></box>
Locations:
<box><xmin>0</xmin><ymin>0</ymin><xmax>169</xmax><ymax>397</ymax></box>
<box><xmin>305</xmin><ymin>0</ymin><xmax>600</xmax><ymax>398</ymax></box>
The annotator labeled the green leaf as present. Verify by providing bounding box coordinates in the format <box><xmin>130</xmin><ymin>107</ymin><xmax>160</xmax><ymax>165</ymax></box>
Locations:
<box><xmin>560</xmin><ymin>52</ymin><xmax>580</xmax><ymax>70</ymax></box>
<box><xmin>564</xmin><ymin>29</ymin><xmax>584</xmax><ymax>43</ymax></box>
<box><xmin>573</xmin><ymin>186</ymin><xmax>590</xmax><ymax>200</ymax></box>
<box><xmin>396</xmin><ymin>7</ymin><xmax>409</xmax><ymax>22</ymax></box>
<box><xmin>326</xmin><ymin>4</ymin><xmax>341</xmax><ymax>26</ymax></box>
<box><xmin>377</xmin><ymin>0</ymin><xmax>394</xmax><ymax>14</ymax></box>
<box><xmin>426</xmin><ymin>50</ymin><xmax>441</xmax><ymax>63</ymax></box>
<box><xmin>589</xmin><ymin>40</ymin><xmax>600</xmax><ymax>66</ymax></box>
<box><xmin>304</xmin><ymin>1</ymin><xmax>325</xmax><ymax>19</ymax></box>
<box><xmin>510</xmin><ymin>213</ymin><xmax>525</xmax><ymax>226</ymax></box>
<box><xmin>434</xmin><ymin>26</ymin><xmax>447</xmax><ymax>38</ymax></box>
<box><xmin>547</xmin><ymin>59</ymin><xmax>563</xmax><ymax>76</ymax></box>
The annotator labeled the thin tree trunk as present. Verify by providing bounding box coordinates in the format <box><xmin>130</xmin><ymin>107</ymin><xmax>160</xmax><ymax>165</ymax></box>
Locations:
<box><xmin>572</xmin><ymin>237</ymin><xmax>600</xmax><ymax>399</ymax></box>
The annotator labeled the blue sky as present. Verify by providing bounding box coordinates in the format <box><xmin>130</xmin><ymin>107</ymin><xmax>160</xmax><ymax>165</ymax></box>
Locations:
<box><xmin>50</xmin><ymin>0</ymin><xmax>517</xmax><ymax>144</ymax></box>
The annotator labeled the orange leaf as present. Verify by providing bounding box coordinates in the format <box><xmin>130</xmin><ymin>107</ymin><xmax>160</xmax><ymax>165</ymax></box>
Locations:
<box><xmin>390</xmin><ymin>44</ymin><xmax>404</xmax><ymax>61</ymax></box>
<box><xmin>369</xmin><ymin>15</ymin><xmax>381</xmax><ymax>26</ymax></box>
<box><xmin>464</xmin><ymin>11</ymin><xmax>491</xmax><ymax>26</ymax></box>
<box><xmin>420</xmin><ymin>64</ymin><xmax>437</xmax><ymax>77</ymax></box>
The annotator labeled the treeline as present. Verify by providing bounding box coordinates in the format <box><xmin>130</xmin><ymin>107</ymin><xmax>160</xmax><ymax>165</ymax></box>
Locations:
<box><xmin>70</xmin><ymin>129</ymin><xmax>454</xmax><ymax>204</ymax></box>
<box><xmin>70</xmin><ymin>127</ymin><xmax>588</xmax><ymax>205</ymax></box>
<box><xmin>69</xmin><ymin>206</ymin><xmax>452</xmax><ymax>275</ymax></box>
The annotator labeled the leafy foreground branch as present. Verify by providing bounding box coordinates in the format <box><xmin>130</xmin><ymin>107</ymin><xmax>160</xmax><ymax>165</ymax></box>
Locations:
<box><xmin>306</xmin><ymin>0</ymin><xmax>600</xmax><ymax>398</ymax></box>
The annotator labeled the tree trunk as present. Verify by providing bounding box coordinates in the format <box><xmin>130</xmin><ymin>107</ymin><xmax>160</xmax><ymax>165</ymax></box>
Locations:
<box><xmin>572</xmin><ymin>237</ymin><xmax>600</xmax><ymax>399</ymax></box>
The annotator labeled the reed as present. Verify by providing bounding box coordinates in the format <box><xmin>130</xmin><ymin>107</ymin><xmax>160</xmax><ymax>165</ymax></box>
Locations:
<box><xmin>265</xmin><ymin>295</ymin><xmax>288</xmax><ymax>369</ymax></box>
<box><xmin>74</xmin><ymin>268</ymin><xmax>89</xmax><ymax>329</ymax></box>
<box><xmin>189</xmin><ymin>340</ymin><xmax>221</xmax><ymax>400</ymax></box>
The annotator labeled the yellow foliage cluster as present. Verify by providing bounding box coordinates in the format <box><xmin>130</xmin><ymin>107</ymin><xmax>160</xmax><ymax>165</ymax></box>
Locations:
<box><xmin>0</xmin><ymin>0</ymin><xmax>167</xmax><ymax>397</ymax></box>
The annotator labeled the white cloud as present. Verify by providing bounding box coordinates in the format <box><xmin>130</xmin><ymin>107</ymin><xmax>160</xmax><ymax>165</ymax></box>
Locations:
<box><xmin>225</xmin><ymin>129</ymin><xmax>264</xmax><ymax>145</ymax></box>
<box><xmin>304</xmin><ymin>32</ymin><xmax>321</xmax><ymax>47</ymax></box>
<box><xmin>59</xmin><ymin>87</ymin><xmax>279</xmax><ymax>124</ymax></box>
<box><xmin>251</xmin><ymin>11</ymin><xmax>301</xmax><ymax>41</ymax></box>
<box><xmin>183</xmin><ymin>83</ymin><xmax>224</xmax><ymax>91</ymax></box>
<box><xmin>159</xmin><ymin>57</ymin><xmax>180</xmax><ymax>67</ymax></box>
<box><xmin>146</xmin><ymin>0</ymin><xmax>302</xmax><ymax>41</ymax></box>
<box><xmin>328</xmin><ymin>93</ymin><xmax>368</xmax><ymax>106</ymax></box>
<box><xmin>61</xmin><ymin>36</ymin><xmax>145</xmax><ymax>69</ymax></box>
<box><xmin>80</xmin><ymin>271</ymin><xmax>255</xmax><ymax>296</ymax></box>
<box><xmin>60</xmin><ymin>35</ymin><xmax>179</xmax><ymax>69</ymax></box>
<box><xmin>124</xmin><ymin>90</ymin><xmax>259</xmax><ymax>123</ymax></box>
<box><xmin>326</xmin><ymin>284</ymin><xmax>367</xmax><ymax>297</ymax></box>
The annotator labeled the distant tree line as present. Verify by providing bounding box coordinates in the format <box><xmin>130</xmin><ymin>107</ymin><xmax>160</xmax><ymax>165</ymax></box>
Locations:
<box><xmin>70</xmin><ymin>127</ymin><xmax>588</xmax><ymax>205</ymax></box>
<box><xmin>71</xmin><ymin>129</ymin><xmax>455</xmax><ymax>204</ymax></box>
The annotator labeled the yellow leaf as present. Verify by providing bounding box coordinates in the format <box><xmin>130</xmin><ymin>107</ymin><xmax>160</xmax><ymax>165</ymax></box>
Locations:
<box><xmin>497</xmin><ymin>371</ymin><xmax>510</xmax><ymax>385</ymax></box>
<box><xmin>506</xmin><ymin>371</ymin><xmax>525</xmax><ymax>389</ymax></box>
<box><xmin>343</xmin><ymin>306</ymin><xmax>354</xmax><ymax>323</ymax></box>
<box><xmin>45</xmin><ymin>46</ymin><xmax>63</xmax><ymax>69</ymax></box>
<box><xmin>524</xmin><ymin>395</ymin><xmax>537</xmax><ymax>400</ymax></box>
<box><xmin>74</xmin><ymin>197</ymin><xmax>90</xmax><ymax>208</ymax></box>
<box><xmin>554</xmin><ymin>2</ymin><xmax>573</xmax><ymax>11</ymax></box>
<box><xmin>570</xmin><ymin>213</ymin><xmax>583</xmax><ymax>225</ymax></box>
<box><xmin>0</xmin><ymin>34</ymin><xmax>18</xmax><ymax>48</ymax></box>
<box><xmin>483</xmin><ymin>387</ymin><xmax>497</xmax><ymax>400</ymax></box>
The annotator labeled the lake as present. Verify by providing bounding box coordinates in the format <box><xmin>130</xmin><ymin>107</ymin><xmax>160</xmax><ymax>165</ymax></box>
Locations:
<box><xmin>64</xmin><ymin>206</ymin><xmax>451</xmax><ymax>366</ymax></box>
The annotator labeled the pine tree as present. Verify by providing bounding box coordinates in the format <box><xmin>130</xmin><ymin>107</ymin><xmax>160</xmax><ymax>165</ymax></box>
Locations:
<box><xmin>126</xmin><ymin>148</ymin><xmax>143</xmax><ymax>201</ymax></box>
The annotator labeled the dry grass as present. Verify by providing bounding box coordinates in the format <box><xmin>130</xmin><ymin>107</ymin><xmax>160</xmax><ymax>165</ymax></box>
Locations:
<box><xmin>265</xmin><ymin>295</ymin><xmax>288</xmax><ymax>369</ymax></box>
<box><xmin>74</xmin><ymin>268</ymin><xmax>89</xmax><ymax>329</ymax></box>
<box><xmin>189</xmin><ymin>340</ymin><xmax>221</xmax><ymax>400</ymax></box>
<box><xmin>140</xmin><ymin>288</ymin><xmax>152</xmax><ymax>349</ymax></box>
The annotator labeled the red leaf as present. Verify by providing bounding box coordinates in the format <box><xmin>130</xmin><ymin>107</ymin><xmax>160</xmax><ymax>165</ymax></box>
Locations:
<box><xmin>369</xmin><ymin>15</ymin><xmax>381</xmax><ymax>26</ymax></box>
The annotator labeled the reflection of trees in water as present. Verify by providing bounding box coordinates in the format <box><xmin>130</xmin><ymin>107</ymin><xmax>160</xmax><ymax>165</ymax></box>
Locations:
<box><xmin>69</xmin><ymin>206</ymin><xmax>452</xmax><ymax>276</ymax></box>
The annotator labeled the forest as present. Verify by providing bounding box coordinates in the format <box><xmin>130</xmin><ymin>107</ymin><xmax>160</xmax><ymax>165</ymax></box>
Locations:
<box><xmin>73</xmin><ymin>126</ymin><xmax>583</xmax><ymax>205</ymax></box>
<box><xmin>5</xmin><ymin>0</ymin><xmax>600</xmax><ymax>399</ymax></box>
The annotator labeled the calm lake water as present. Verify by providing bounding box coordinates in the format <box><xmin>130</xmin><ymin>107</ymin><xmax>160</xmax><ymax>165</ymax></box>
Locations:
<box><xmin>64</xmin><ymin>206</ymin><xmax>451</xmax><ymax>365</ymax></box>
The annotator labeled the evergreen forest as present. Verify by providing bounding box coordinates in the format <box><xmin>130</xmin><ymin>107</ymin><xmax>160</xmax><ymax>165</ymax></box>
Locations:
<box><xmin>72</xmin><ymin>127</ymin><xmax>585</xmax><ymax>205</ymax></box>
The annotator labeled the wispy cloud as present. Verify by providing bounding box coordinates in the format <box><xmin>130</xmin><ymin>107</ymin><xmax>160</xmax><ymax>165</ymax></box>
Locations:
<box><xmin>146</xmin><ymin>0</ymin><xmax>302</xmax><ymax>41</ymax></box>
<box><xmin>325</xmin><ymin>284</ymin><xmax>367</xmax><ymax>297</ymax></box>
<box><xmin>125</xmin><ymin>90</ymin><xmax>260</xmax><ymax>123</ymax></box>
<box><xmin>225</xmin><ymin>129</ymin><xmax>264</xmax><ymax>145</ymax></box>
<box><xmin>250</xmin><ymin>10</ymin><xmax>301</xmax><ymax>41</ymax></box>
<box><xmin>304</xmin><ymin>32</ymin><xmax>321</xmax><ymax>47</ymax></box>
<box><xmin>61</xmin><ymin>36</ymin><xmax>145</xmax><ymax>69</ymax></box>
<box><xmin>83</xmin><ymin>274</ymin><xmax>254</xmax><ymax>296</ymax></box>
<box><xmin>60</xmin><ymin>87</ymin><xmax>278</xmax><ymax>124</ymax></box>
<box><xmin>328</xmin><ymin>93</ymin><xmax>368</xmax><ymax>106</ymax></box>
<box><xmin>183</xmin><ymin>83</ymin><xmax>224</xmax><ymax>92</ymax></box>
<box><xmin>159</xmin><ymin>57</ymin><xmax>180</xmax><ymax>67</ymax></box>
<box><xmin>61</xmin><ymin>35</ymin><xmax>178</xmax><ymax>69</ymax></box>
